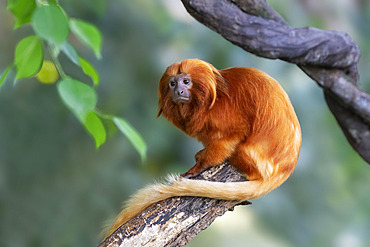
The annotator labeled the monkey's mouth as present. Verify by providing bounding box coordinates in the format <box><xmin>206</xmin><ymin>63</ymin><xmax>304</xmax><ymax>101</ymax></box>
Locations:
<box><xmin>173</xmin><ymin>96</ymin><xmax>191</xmax><ymax>104</ymax></box>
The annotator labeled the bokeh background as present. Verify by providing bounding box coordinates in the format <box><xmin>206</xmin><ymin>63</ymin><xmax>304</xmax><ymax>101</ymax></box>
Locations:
<box><xmin>1</xmin><ymin>0</ymin><xmax>370</xmax><ymax>246</ymax></box>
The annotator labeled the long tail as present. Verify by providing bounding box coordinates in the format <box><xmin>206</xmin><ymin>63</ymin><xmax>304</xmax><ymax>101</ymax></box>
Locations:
<box><xmin>104</xmin><ymin>174</ymin><xmax>287</xmax><ymax>238</ymax></box>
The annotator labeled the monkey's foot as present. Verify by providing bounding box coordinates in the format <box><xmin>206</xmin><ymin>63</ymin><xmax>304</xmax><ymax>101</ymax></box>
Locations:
<box><xmin>180</xmin><ymin>171</ymin><xmax>197</xmax><ymax>179</ymax></box>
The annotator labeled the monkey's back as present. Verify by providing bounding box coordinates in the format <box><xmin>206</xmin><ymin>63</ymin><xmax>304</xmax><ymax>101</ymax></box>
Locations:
<box><xmin>220</xmin><ymin>67</ymin><xmax>301</xmax><ymax>178</ymax></box>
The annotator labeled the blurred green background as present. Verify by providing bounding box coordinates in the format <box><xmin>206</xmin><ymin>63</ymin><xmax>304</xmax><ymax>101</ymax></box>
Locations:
<box><xmin>1</xmin><ymin>0</ymin><xmax>370</xmax><ymax>246</ymax></box>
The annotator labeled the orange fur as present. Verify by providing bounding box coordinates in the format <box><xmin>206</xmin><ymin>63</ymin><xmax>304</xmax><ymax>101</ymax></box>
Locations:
<box><xmin>104</xmin><ymin>59</ymin><xmax>301</xmax><ymax>238</ymax></box>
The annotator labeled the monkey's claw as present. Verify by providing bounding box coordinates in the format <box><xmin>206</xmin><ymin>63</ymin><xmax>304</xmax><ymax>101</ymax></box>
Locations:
<box><xmin>180</xmin><ymin>171</ymin><xmax>196</xmax><ymax>178</ymax></box>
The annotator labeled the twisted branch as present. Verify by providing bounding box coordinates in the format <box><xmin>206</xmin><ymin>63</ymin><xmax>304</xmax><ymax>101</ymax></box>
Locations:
<box><xmin>181</xmin><ymin>0</ymin><xmax>370</xmax><ymax>163</ymax></box>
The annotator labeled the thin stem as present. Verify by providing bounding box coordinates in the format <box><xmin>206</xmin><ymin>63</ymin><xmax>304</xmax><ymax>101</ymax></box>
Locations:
<box><xmin>48</xmin><ymin>45</ymin><xmax>67</xmax><ymax>79</ymax></box>
<box><xmin>94</xmin><ymin>108</ymin><xmax>113</xmax><ymax>120</ymax></box>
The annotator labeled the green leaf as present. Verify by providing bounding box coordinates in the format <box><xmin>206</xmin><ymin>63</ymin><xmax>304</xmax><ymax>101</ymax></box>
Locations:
<box><xmin>113</xmin><ymin>117</ymin><xmax>147</xmax><ymax>162</ymax></box>
<box><xmin>62</xmin><ymin>42</ymin><xmax>80</xmax><ymax>65</ymax></box>
<box><xmin>79</xmin><ymin>57</ymin><xmax>99</xmax><ymax>86</ymax></box>
<box><xmin>84</xmin><ymin>111</ymin><xmax>106</xmax><ymax>148</ymax></box>
<box><xmin>32</xmin><ymin>5</ymin><xmax>69</xmax><ymax>46</ymax></box>
<box><xmin>7</xmin><ymin>0</ymin><xmax>37</xmax><ymax>29</ymax></box>
<box><xmin>57</xmin><ymin>78</ymin><xmax>97</xmax><ymax>120</ymax></box>
<box><xmin>14</xmin><ymin>36</ymin><xmax>43</xmax><ymax>80</ymax></box>
<box><xmin>0</xmin><ymin>66</ymin><xmax>12</xmax><ymax>88</ymax></box>
<box><xmin>70</xmin><ymin>19</ymin><xmax>102</xmax><ymax>59</ymax></box>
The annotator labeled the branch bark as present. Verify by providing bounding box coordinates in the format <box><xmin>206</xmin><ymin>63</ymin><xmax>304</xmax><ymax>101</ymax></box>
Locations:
<box><xmin>99</xmin><ymin>162</ymin><xmax>249</xmax><ymax>247</ymax></box>
<box><xmin>181</xmin><ymin>0</ymin><xmax>370</xmax><ymax>163</ymax></box>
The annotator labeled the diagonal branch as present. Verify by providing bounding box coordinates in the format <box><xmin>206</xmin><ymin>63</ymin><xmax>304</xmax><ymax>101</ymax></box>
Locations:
<box><xmin>99</xmin><ymin>162</ymin><xmax>249</xmax><ymax>247</ymax></box>
<box><xmin>181</xmin><ymin>0</ymin><xmax>370</xmax><ymax>163</ymax></box>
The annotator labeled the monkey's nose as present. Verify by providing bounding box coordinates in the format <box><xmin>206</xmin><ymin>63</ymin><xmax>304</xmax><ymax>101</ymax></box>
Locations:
<box><xmin>177</xmin><ymin>90</ymin><xmax>184</xmax><ymax>95</ymax></box>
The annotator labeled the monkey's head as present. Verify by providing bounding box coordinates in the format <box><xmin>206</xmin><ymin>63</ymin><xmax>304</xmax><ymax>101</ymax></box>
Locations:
<box><xmin>157</xmin><ymin>59</ymin><xmax>228</xmax><ymax>119</ymax></box>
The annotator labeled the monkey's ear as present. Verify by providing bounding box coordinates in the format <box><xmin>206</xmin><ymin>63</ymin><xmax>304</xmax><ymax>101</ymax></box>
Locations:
<box><xmin>157</xmin><ymin>82</ymin><xmax>165</xmax><ymax>118</ymax></box>
<box><xmin>157</xmin><ymin>108</ymin><xmax>163</xmax><ymax>118</ymax></box>
<box><xmin>157</xmin><ymin>93</ymin><xmax>163</xmax><ymax>117</ymax></box>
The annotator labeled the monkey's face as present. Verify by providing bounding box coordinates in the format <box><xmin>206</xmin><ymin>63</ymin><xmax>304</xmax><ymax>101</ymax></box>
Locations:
<box><xmin>168</xmin><ymin>73</ymin><xmax>193</xmax><ymax>104</ymax></box>
<box><xmin>158</xmin><ymin>59</ymin><xmax>228</xmax><ymax>119</ymax></box>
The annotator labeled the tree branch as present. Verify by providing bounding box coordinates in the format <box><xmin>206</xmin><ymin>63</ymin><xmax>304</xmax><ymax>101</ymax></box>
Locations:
<box><xmin>181</xmin><ymin>0</ymin><xmax>370</xmax><ymax>163</ymax></box>
<box><xmin>99</xmin><ymin>162</ymin><xmax>249</xmax><ymax>247</ymax></box>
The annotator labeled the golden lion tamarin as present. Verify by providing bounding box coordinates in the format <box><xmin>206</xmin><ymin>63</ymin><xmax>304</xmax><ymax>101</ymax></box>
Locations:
<box><xmin>105</xmin><ymin>59</ymin><xmax>301</xmax><ymax>238</ymax></box>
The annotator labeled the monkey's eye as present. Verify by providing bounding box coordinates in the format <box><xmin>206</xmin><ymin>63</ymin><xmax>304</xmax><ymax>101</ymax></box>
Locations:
<box><xmin>169</xmin><ymin>81</ymin><xmax>176</xmax><ymax>87</ymax></box>
<box><xmin>183</xmin><ymin>79</ymin><xmax>190</xmax><ymax>84</ymax></box>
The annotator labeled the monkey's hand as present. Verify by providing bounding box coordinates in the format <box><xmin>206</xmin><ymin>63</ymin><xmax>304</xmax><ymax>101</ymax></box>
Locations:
<box><xmin>181</xmin><ymin>137</ymin><xmax>240</xmax><ymax>178</ymax></box>
<box><xmin>194</xmin><ymin>149</ymin><xmax>205</xmax><ymax>162</ymax></box>
<box><xmin>184</xmin><ymin>149</ymin><xmax>209</xmax><ymax>178</ymax></box>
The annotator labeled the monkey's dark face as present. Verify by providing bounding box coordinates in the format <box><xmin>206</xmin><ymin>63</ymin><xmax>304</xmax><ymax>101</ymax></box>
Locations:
<box><xmin>168</xmin><ymin>73</ymin><xmax>193</xmax><ymax>104</ymax></box>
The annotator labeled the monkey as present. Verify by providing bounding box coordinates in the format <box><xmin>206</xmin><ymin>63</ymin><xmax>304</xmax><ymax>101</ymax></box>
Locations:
<box><xmin>105</xmin><ymin>58</ymin><xmax>301</xmax><ymax>238</ymax></box>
